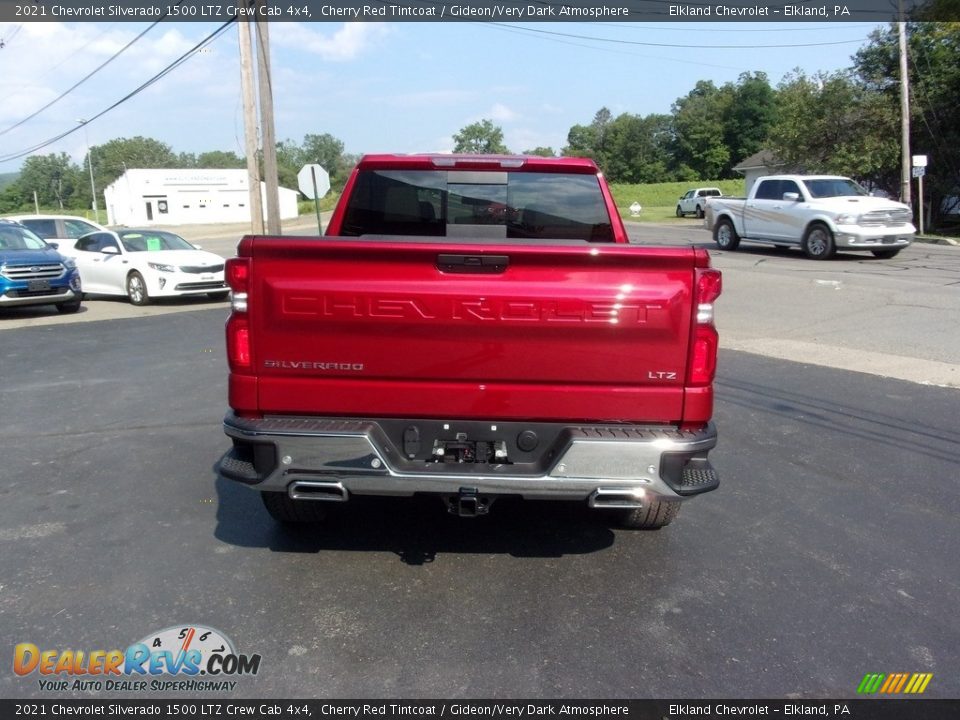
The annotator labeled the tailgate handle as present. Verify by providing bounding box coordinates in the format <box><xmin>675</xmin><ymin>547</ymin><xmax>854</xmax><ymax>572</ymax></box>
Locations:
<box><xmin>437</xmin><ymin>254</ymin><xmax>509</xmax><ymax>274</ymax></box>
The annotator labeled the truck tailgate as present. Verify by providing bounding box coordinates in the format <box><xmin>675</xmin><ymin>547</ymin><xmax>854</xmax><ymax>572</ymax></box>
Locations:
<box><xmin>241</xmin><ymin>237</ymin><xmax>697</xmax><ymax>423</ymax></box>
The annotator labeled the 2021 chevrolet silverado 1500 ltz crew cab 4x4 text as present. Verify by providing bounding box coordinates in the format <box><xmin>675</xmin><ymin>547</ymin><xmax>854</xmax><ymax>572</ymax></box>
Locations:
<box><xmin>218</xmin><ymin>155</ymin><xmax>722</xmax><ymax>530</ymax></box>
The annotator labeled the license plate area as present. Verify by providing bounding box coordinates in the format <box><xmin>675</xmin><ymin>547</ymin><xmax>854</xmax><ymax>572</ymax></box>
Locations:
<box><xmin>28</xmin><ymin>279</ymin><xmax>51</xmax><ymax>292</ymax></box>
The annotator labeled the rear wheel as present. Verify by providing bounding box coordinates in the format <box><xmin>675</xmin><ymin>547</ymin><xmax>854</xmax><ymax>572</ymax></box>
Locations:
<box><xmin>260</xmin><ymin>491</ymin><xmax>327</xmax><ymax>524</ymax></box>
<box><xmin>713</xmin><ymin>218</ymin><xmax>740</xmax><ymax>251</ymax></box>
<box><xmin>126</xmin><ymin>271</ymin><xmax>150</xmax><ymax>305</ymax></box>
<box><xmin>871</xmin><ymin>248</ymin><xmax>902</xmax><ymax>259</ymax></box>
<box><xmin>802</xmin><ymin>223</ymin><xmax>836</xmax><ymax>260</ymax></box>
<box><xmin>695</xmin><ymin>204</ymin><xmax>704</xmax><ymax>219</ymax></box>
<box><xmin>615</xmin><ymin>499</ymin><xmax>681</xmax><ymax>530</ymax></box>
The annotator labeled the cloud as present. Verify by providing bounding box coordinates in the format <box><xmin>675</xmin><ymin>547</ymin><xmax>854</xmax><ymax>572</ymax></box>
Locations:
<box><xmin>384</xmin><ymin>89</ymin><xmax>478</xmax><ymax>109</ymax></box>
<box><xmin>488</xmin><ymin>103</ymin><xmax>518</xmax><ymax>122</ymax></box>
<box><xmin>272</xmin><ymin>23</ymin><xmax>390</xmax><ymax>61</ymax></box>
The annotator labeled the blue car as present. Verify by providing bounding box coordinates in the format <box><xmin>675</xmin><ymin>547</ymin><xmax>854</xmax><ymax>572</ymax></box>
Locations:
<box><xmin>0</xmin><ymin>219</ymin><xmax>83</xmax><ymax>314</ymax></box>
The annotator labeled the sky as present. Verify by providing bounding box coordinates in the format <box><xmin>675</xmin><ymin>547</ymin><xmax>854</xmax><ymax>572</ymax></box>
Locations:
<box><xmin>0</xmin><ymin>19</ymin><xmax>887</xmax><ymax>175</ymax></box>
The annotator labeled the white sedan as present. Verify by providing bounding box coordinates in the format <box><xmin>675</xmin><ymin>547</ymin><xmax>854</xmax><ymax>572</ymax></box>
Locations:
<box><xmin>64</xmin><ymin>229</ymin><xmax>228</xmax><ymax>305</ymax></box>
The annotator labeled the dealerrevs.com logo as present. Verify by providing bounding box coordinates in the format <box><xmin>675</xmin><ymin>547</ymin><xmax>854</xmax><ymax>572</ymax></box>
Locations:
<box><xmin>14</xmin><ymin>625</ymin><xmax>261</xmax><ymax>692</ymax></box>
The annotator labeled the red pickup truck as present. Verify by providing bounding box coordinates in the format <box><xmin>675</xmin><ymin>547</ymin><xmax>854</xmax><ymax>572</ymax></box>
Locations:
<box><xmin>218</xmin><ymin>154</ymin><xmax>721</xmax><ymax>529</ymax></box>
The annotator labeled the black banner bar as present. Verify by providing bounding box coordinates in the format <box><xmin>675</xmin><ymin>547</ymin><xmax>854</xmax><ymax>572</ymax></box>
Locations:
<box><xmin>2</xmin><ymin>700</ymin><xmax>960</xmax><ymax>720</ymax></box>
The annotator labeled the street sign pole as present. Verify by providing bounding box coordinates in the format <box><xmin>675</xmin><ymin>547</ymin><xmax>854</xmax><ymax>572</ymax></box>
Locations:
<box><xmin>311</xmin><ymin>166</ymin><xmax>323</xmax><ymax>235</ymax></box>
<box><xmin>297</xmin><ymin>163</ymin><xmax>330</xmax><ymax>235</ymax></box>
<box><xmin>912</xmin><ymin>155</ymin><xmax>928</xmax><ymax>236</ymax></box>
<box><xmin>918</xmin><ymin>172</ymin><xmax>924</xmax><ymax>235</ymax></box>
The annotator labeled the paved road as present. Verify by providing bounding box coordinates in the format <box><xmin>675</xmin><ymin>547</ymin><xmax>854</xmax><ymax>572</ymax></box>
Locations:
<box><xmin>1</xmin><ymin>310</ymin><xmax>957</xmax><ymax>699</ymax></box>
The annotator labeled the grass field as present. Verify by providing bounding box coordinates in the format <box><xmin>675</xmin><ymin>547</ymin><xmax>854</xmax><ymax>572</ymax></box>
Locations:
<box><xmin>609</xmin><ymin>179</ymin><xmax>745</xmax><ymax>222</ymax></box>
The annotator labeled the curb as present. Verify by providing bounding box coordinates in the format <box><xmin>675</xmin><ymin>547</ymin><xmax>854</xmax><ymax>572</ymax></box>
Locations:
<box><xmin>914</xmin><ymin>235</ymin><xmax>960</xmax><ymax>246</ymax></box>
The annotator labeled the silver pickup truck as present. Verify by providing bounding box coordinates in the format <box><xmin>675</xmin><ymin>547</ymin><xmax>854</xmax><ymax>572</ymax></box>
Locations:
<box><xmin>704</xmin><ymin>175</ymin><xmax>915</xmax><ymax>259</ymax></box>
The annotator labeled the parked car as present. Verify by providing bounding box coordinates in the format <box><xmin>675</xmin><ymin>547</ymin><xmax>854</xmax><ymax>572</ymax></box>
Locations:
<box><xmin>62</xmin><ymin>228</ymin><xmax>227</xmax><ymax>305</ymax></box>
<box><xmin>0</xmin><ymin>219</ymin><xmax>82</xmax><ymax>314</ymax></box>
<box><xmin>677</xmin><ymin>187</ymin><xmax>723</xmax><ymax>218</ymax></box>
<box><xmin>4</xmin><ymin>214</ymin><xmax>108</xmax><ymax>251</ymax></box>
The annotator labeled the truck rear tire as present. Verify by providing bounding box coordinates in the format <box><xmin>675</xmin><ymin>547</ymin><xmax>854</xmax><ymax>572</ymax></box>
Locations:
<box><xmin>802</xmin><ymin>223</ymin><xmax>836</xmax><ymax>260</ymax></box>
<box><xmin>713</xmin><ymin>218</ymin><xmax>740</xmax><ymax>251</ymax></box>
<box><xmin>261</xmin><ymin>491</ymin><xmax>327</xmax><ymax>524</ymax></box>
<box><xmin>696</xmin><ymin>205</ymin><xmax>704</xmax><ymax>219</ymax></box>
<box><xmin>615</xmin><ymin>498</ymin><xmax>681</xmax><ymax>530</ymax></box>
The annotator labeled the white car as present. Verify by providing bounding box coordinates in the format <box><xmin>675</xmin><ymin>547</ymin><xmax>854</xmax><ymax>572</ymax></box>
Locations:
<box><xmin>64</xmin><ymin>228</ymin><xmax>227</xmax><ymax>305</ymax></box>
<box><xmin>4</xmin><ymin>214</ymin><xmax>108</xmax><ymax>251</ymax></box>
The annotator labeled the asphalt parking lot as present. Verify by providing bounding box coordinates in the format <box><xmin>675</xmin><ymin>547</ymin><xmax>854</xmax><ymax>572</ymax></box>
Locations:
<box><xmin>1</xmin><ymin>308</ymin><xmax>958</xmax><ymax>699</ymax></box>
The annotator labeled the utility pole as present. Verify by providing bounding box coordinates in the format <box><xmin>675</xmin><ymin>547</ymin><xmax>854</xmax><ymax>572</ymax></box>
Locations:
<box><xmin>255</xmin><ymin>0</ymin><xmax>281</xmax><ymax>234</ymax></box>
<box><xmin>238</xmin><ymin>14</ymin><xmax>264</xmax><ymax>234</ymax></box>
<box><xmin>898</xmin><ymin>0</ymin><xmax>912</xmax><ymax>205</ymax></box>
<box><xmin>76</xmin><ymin>118</ymin><xmax>100</xmax><ymax>224</ymax></box>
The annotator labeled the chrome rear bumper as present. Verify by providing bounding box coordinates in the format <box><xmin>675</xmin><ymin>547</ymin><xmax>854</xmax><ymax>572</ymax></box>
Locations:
<box><xmin>220</xmin><ymin>413</ymin><xmax>719</xmax><ymax>504</ymax></box>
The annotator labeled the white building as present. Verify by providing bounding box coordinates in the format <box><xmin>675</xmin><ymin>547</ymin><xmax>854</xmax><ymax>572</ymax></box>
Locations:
<box><xmin>103</xmin><ymin>169</ymin><xmax>300</xmax><ymax>226</ymax></box>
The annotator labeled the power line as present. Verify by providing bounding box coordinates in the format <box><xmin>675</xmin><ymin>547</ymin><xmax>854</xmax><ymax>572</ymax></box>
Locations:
<box><xmin>489</xmin><ymin>22</ymin><xmax>874</xmax><ymax>49</ymax></box>
<box><xmin>1</xmin><ymin>23</ymin><xmax>23</xmax><ymax>48</ymax></box>
<box><xmin>0</xmin><ymin>17</ymin><xmax>237</xmax><ymax>163</ymax></box>
<box><xmin>483</xmin><ymin>23</ymin><xmax>749</xmax><ymax>72</ymax></box>
<box><xmin>0</xmin><ymin>11</ymin><xmax>181</xmax><ymax>138</ymax></box>
<box><xmin>3</xmin><ymin>24</ymin><xmax>117</xmax><ymax>97</ymax></box>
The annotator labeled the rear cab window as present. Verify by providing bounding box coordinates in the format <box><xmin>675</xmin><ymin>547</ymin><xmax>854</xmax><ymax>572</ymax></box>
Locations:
<box><xmin>18</xmin><ymin>219</ymin><xmax>58</xmax><ymax>239</ymax></box>
<box><xmin>63</xmin><ymin>219</ymin><xmax>100</xmax><ymax>238</ymax></box>
<box><xmin>339</xmin><ymin>169</ymin><xmax>615</xmax><ymax>242</ymax></box>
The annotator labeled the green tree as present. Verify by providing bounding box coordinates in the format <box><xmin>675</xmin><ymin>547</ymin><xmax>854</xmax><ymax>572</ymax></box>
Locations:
<box><xmin>196</xmin><ymin>150</ymin><xmax>246</xmax><ymax>168</ymax></box>
<box><xmin>18</xmin><ymin>153</ymin><xmax>83</xmax><ymax>210</ymax></box>
<box><xmin>768</xmin><ymin>69</ymin><xmax>898</xmax><ymax>189</ymax></box>
<box><xmin>453</xmin><ymin>120</ymin><xmax>509</xmax><ymax>154</ymax></box>
<box><xmin>301</xmin><ymin>133</ymin><xmax>349</xmax><ymax>187</ymax></box>
<box><xmin>523</xmin><ymin>146</ymin><xmax>556</xmax><ymax>157</ymax></box>
<box><xmin>275</xmin><ymin>138</ymin><xmax>304</xmax><ymax>191</ymax></box>
<box><xmin>0</xmin><ymin>181</ymin><xmax>28</xmax><ymax>213</ymax></box>
<box><xmin>723</xmin><ymin>72</ymin><xmax>777</xmax><ymax>171</ymax></box>
<box><xmin>562</xmin><ymin>107</ymin><xmax>614</xmax><ymax>169</ymax></box>
<box><xmin>854</xmin><ymin>21</ymin><xmax>960</xmax><ymax>218</ymax></box>
<box><xmin>603</xmin><ymin>113</ymin><xmax>672</xmax><ymax>184</ymax></box>
<box><xmin>89</xmin><ymin>137</ymin><xmax>178</xmax><ymax>204</ymax></box>
<box><xmin>276</xmin><ymin>134</ymin><xmax>350</xmax><ymax>193</ymax></box>
<box><xmin>669</xmin><ymin>81</ymin><xmax>733</xmax><ymax>180</ymax></box>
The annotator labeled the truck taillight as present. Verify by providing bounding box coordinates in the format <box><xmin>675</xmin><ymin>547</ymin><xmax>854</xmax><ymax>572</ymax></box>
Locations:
<box><xmin>227</xmin><ymin>316</ymin><xmax>251</xmax><ymax>370</ymax></box>
<box><xmin>688</xmin><ymin>268</ymin><xmax>722</xmax><ymax>386</ymax></box>
<box><xmin>225</xmin><ymin>258</ymin><xmax>251</xmax><ymax>370</ymax></box>
<box><xmin>689</xmin><ymin>325</ymin><xmax>718</xmax><ymax>385</ymax></box>
<box><xmin>226</xmin><ymin>257</ymin><xmax>249</xmax><ymax>293</ymax></box>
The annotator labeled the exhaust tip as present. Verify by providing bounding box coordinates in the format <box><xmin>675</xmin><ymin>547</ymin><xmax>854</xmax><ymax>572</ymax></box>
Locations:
<box><xmin>588</xmin><ymin>488</ymin><xmax>646</xmax><ymax>509</ymax></box>
<box><xmin>288</xmin><ymin>480</ymin><xmax>349</xmax><ymax>502</ymax></box>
